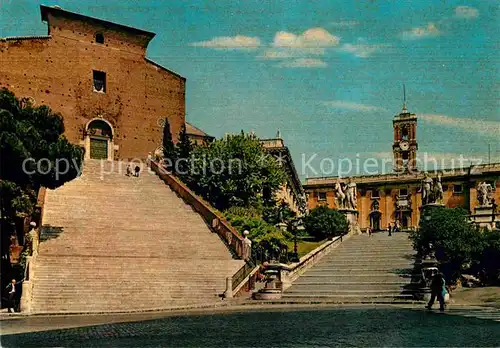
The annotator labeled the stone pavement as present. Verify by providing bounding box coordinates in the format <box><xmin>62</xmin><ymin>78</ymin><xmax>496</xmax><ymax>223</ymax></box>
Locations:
<box><xmin>1</xmin><ymin>305</ymin><xmax>499</xmax><ymax>347</ymax></box>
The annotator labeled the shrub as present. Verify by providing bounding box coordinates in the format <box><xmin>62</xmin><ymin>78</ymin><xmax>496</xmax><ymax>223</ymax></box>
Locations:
<box><xmin>303</xmin><ymin>206</ymin><xmax>348</xmax><ymax>240</ymax></box>
<box><xmin>410</xmin><ymin>208</ymin><xmax>485</xmax><ymax>284</ymax></box>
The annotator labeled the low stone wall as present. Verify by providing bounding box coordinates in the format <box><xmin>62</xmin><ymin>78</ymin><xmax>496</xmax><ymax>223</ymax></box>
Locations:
<box><xmin>279</xmin><ymin>235</ymin><xmax>349</xmax><ymax>291</ymax></box>
<box><xmin>20</xmin><ymin>187</ymin><xmax>46</xmax><ymax>313</ymax></box>
<box><xmin>150</xmin><ymin>161</ymin><xmax>245</xmax><ymax>259</ymax></box>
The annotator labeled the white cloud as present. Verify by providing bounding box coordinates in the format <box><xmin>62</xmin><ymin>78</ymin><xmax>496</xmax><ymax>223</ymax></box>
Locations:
<box><xmin>276</xmin><ymin>58</ymin><xmax>327</xmax><ymax>68</ymax></box>
<box><xmin>420</xmin><ymin>114</ymin><xmax>500</xmax><ymax>137</ymax></box>
<box><xmin>340</xmin><ymin>43</ymin><xmax>384</xmax><ymax>58</ymax></box>
<box><xmin>190</xmin><ymin>35</ymin><xmax>261</xmax><ymax>49</ymax></box>
<box><xmin>402</xmin><ymin>23</ymin><xmax>440</xmax><ymax>40</ymax></box>
<box><xmin>257</xmin><ymin>47</ymin><xmax>323</xmax><ymax>60</ymax></box>
<box><xmin>454</xmin><ymin>6</ymin><xmax>479</xmax><ymax>19</ymax></box>
<box><xmin>323</xmin><ymin>100</ymin><xmax>385</xmax><ymax>112</ymax></box>
<box><xmin>273</xmin><ymin>28</ymin><xmax>340</xmax><ymax>48</ymax></box>
<box><xmin>330</xmin><ymin>20</ymin><xmax>358</xmax><ymax>28</ymax></box>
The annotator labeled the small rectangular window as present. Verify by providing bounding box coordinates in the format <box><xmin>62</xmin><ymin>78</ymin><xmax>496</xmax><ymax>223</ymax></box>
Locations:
<box><xmin>454</xmin><ymin>184</ymin><xmax>463</xmax><ymax>194</ymax></box>
<box><xmin>318</xmin><ymin>192</ymin><xmax>327</xmax><ymax>201</ymax></box>
<box><xmin>371</xmin><ymin>190</ymin><xmax>380</xmax><ymax>198</ymax></box>
<box><xmin>399</xmin><ymin>188</ymin><xmax>408</xmax><ymax>196</ymax></box>
<box><xmin>93</xmin><ymin>70</ymin><xmax>106</xmax><ymax>93</ymax></box>
<box><xmin>95</xmin><ymin>33</ymin><xmax>104</xmax><ymax>44</ymax></box>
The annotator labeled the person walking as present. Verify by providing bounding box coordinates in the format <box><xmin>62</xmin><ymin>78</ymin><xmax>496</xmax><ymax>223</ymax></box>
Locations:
<box><xmin>134</xmin><ymin>165</ymin><xmax>141</xmax><ymax>177</ymax></box>
<box><xmin>126</xmin><ymin>164</ymin><xmax>132</xmax><ymax>176</ymax></box>
<box><xmin>5</xmin><ymin>279</ymin><xmax>23</xmax><ymax>313</ymax></box>
<box><xmin>388</xmin><ymin>223</ymin><xmax>392</xmax><ymax>236</ymax></box>
<box><xmin>426</xmin><ymin>272</ymin><xmax>446</xmax><ymax>311</ymax></box>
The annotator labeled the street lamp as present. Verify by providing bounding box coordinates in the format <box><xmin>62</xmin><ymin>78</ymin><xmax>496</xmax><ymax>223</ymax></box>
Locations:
<box><xmin>288</xmin><ymin>217</ymin><xmax>300</xmax><ymax>262</ymax></box>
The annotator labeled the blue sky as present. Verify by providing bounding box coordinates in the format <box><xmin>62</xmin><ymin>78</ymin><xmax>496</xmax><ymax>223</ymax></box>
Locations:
<box><xmin>1</xmin><ymin>0</ymin><xmax>499</xmax><ymax>178</ymax></box>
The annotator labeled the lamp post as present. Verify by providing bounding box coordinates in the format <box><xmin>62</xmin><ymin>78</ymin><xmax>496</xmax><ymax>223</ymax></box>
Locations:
<box><xmin>289</xmin><ymin>217</ymin><xmax>300</xmax><ymax>262</ymax></box>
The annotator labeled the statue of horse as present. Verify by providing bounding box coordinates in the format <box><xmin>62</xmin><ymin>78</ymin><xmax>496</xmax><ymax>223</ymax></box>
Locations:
<box><xmin>334</xmin><ymin>181</ymin><xmax>345</xmax><ymax>209</ymax></box>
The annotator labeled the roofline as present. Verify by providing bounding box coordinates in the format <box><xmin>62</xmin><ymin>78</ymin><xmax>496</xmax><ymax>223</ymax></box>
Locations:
<box><xmin>144</xmin><ymin>58</ymin><xmax>186</xmax><ymax>81</ymax></box>
<box><xmin>185</xmin><ymin>122</ymin><xmax>214</xmax><ymax>139</ymax></box>
<box><xmin>303</xmin><ymin>162</ymin><xmax>500</xmax><ymax>188</ymax></box>
<box><xmin>40</xmin><ymin>5</ymin><xmax>156</xmax><ymax>39</ymax></box>
<box><xmin>1</xmin><ymin>35</ymin><xmax>51</xmax><ymax>41</ymax></box>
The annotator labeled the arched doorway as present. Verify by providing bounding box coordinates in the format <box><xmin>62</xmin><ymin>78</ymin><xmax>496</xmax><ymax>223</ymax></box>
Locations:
<box><xmin>84</xmin><ymin>118</ymin><xmax>115</xmax><ymax>160</ymax></box>
<box><xmin>369</xmin><ymin>211</ymin><xmax>381</xmax><ymax>231</ymax></box>
<box><xmin>369</xmin><ymin>200</ymin><xmax>381</xmax><ymax>231</ymax></box>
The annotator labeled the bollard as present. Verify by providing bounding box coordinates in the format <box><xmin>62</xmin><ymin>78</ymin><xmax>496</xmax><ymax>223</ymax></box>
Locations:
<box><xmin>223</xmin><ymin>277</ymin><xmax>233</xmax><ymax>298</ymax></box>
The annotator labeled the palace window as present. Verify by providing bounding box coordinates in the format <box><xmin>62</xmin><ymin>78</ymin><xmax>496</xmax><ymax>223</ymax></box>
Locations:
<box><xmin>93</xmin><ymin>71</ymin><xmax>106</xmax><ymax>93</ymax></box>
<box><xmin>371</xmin><ymin>190</ymin><xmax>380</xmax><ymax>198</ymax></box>
<box><xmin>318</xmin><ymin>192</ymin><xmax>327</xmax><ymax>201</ymax></box>
<box><xmin>399</xmin><ymin>188</ymin><xmax>408</xmax><ymax>196</ymax></box>
<box><xmin>95</xmin><ymin>33</ymin><xmax>104</xmax><ymax>44</ymax></box>
<box><xmin>453</xmin><ymin>184</ymin><xmax>463</xmax><ymax>194</ymax></box>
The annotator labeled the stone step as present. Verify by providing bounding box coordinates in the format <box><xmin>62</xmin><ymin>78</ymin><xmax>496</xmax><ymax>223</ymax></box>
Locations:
<box><xmin>281</xmin><ymin>293</ymin><xmax>415</xmax><ymax>299</ymax></box>
<box><xmin>285</xmin><ymin>289</ymin><xmax>418</xmax><ymax>295</ymax></box>
<box><xmin>290</xmin><ymin>283</ymin><xmax>412</xmax><ymax>291</ymax></box>
<box><xmin>32</xmin><ymin>160</ymin><xmax>241</xmax><ymax>313</ymax></box>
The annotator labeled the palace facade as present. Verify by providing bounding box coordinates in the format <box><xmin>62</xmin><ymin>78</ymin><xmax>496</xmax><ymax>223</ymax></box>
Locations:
<box><xmin>304</xmin><ymin>105</ymin><xmax>500</xmax><ymax>231</ymax></box>
<box><xmin>0</xmin><ymin>5</ymin><xmax>185</xmax><ymax>160</ymax></box>
<box><xmin>261</xmin><ymin>135</ymin><xmax>305</xmax><ymax>215</ymax></box>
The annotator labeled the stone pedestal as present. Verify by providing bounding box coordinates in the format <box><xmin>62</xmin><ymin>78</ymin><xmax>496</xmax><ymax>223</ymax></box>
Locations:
<box><xmin>339</xmin><ymin>209</ymin><xmax>361</xmax><ymax>235</ymax></box>
<box><xmin>471</xmin><ymin>205</ymin><xmax>498</xmax><ymax>231</ymax></box>
<box><xmin>253</xmin><ymin>267</ymin><xmax>283</xmax><ymax>300</ymax></box>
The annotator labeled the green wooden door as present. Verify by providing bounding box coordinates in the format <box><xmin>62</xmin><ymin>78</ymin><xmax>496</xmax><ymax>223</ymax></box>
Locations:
<box><xmin>90</xmin><ymin>137</ymin><xmax>108</xmax><ymax>159</ymax></box>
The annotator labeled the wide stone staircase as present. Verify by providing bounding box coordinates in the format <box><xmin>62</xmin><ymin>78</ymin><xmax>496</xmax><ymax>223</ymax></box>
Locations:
<box><xmin>31</xmin><ymin>160</ymin><xmax>244</xmax><ymax>313</ymax></box>
<box><xmin>282</xmin><ymin>232</ymin><xmax>423</xmax><ymax>303</ymax></box>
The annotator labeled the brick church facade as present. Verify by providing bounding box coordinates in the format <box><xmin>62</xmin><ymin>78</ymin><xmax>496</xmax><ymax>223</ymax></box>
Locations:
<box><xmin>305</xmin><ymin>104</ymin><xmax>500</xmax><ymax>231</ymax></box>
<box><xmin>0</xmin><ymin>5</ymin><xmax>185</xmax><ymax>160</ymax></box>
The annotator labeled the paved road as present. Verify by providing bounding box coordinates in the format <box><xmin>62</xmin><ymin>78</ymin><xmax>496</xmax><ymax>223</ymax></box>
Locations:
<box><xmin>1</xmin><ymin>306</ymin><xmax>499</xmax><ymax>347</ymax></box>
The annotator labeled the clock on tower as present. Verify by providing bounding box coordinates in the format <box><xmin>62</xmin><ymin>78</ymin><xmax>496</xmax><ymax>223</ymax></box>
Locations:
<box><xmin>393</xmin><ymin>98</ymin><xmax>418</xmax><ymax>173</ymax></box>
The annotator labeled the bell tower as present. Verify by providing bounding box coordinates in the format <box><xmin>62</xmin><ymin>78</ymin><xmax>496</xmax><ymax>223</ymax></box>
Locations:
<box><xmin>393</xmin><ymin>85</ymin><xmax>418</xmax><ymax>172</ymax></box>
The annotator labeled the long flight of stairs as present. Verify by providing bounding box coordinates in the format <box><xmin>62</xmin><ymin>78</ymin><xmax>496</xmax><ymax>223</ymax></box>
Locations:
<box><xmin>282</xmin><ymin>232</ymin><xmax>423</xmax><ymax>303</ymax></box>
<box><xmin>31</xmin><ymin>160</ymin><xmax>244</xmax><ymax>313</ymax></box>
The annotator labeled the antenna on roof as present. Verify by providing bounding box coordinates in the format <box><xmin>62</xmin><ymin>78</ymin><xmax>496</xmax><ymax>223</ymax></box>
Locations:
<box><xmin>402</xmin><ymin>83</ymin><xmax>408</xmax><ymax>113</ymax></box>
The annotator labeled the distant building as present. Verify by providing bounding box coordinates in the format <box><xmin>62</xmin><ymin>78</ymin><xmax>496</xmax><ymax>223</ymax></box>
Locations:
<box><xmin>0</xmin><ymin>5</ymin><xmax>185</xmax><ymax>160</ymax></box>
<box><xmin>185</xmin><ymin>122</ymin><xmax>215</xmax><ymax>146</ymax></box>
<box><xmin>261</xmin><ymin>130</ymin><xmax>306</xmax><ymax>215</ymax></box>
<box><xmin>304</xmin><ymin>104</ymin><xmax>500</xmax><ymax>231</ymax></box>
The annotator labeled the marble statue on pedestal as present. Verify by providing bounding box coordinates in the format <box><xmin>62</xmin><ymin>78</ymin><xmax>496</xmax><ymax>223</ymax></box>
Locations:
<box><xmin>345</xmin><ymin>182</ymin><xmax>357</xmax><ymax>210</ymax></box>
<box><xmin>422</xmin><ymin>173</ymin><xmax>434</xmax><ymax>205</ymax></box>
<box><xmin>334</xmin><ymin>180</ymin><xmax>346</xmax><ymax>209</ymax></box>
<box><xmin>433</xmin><ymin>173</ymin><xmax>444</xmax><ymax>204</ymax></box>
<box><xmin>242</xmin><ymin>230</ymin><xmax>252</xmax><ymax>261</ymax></box>
<box><xmin>477</xmin><ymin>181</ymin><xmax>493</xmax><ymax>206</ymax></box>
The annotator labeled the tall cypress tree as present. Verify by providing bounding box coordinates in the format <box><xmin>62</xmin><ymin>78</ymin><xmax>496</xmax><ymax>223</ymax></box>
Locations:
<box><xmin>162</xmin><ymin>118</ymin><xmax>175</xmax><ymax>170</ymax></box>
<box><xmin>175</xmin><ymin>124</ymin><xmax>193</xmax><ymax>176</ymax></box>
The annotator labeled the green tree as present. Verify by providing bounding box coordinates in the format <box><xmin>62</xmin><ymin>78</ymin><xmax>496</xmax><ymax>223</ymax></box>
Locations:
<box><xmin>162</xmin><ymin>118</ymin><xmax>175</xmax><ymax>170</ymax></box>
<box><xmin>262</xmin><ymin>200</ymin><xmax>296</xmax><ymax>225</ymax></box>
<box><xmin>478</xmin><ymin>229</ymin><xmax>500</xmax><ymax>285</ymax></box>
<box><xmin>0</xmin><ymin>88</ymin><xmax>83</xmax><ymax>285</ymax></box>
<box><xmin>303</xmin><ymin>206</ymin><xmax>348</xmax><ymax>240</ymax></box>
<box><xmin>185</xmin><ymin>133</ymin><xmax>286</xmax><ymax>211</ymax></box>
<box><xmin>175</xmin><ymin>124</ymin><xmax>193</xmax><ymax>176</ymax></box>
<box><xmin>410</xmin><ymin>208</ymin><xmax>484</xmax><ymax>283</ymax></box>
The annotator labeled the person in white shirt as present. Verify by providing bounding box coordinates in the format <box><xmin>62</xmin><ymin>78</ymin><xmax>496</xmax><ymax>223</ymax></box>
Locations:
<box><xmin>5</xmin><ymin>279</ymin><xmax>16</xmax><ymax>313</ymax></box>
